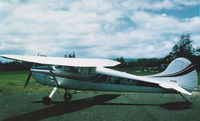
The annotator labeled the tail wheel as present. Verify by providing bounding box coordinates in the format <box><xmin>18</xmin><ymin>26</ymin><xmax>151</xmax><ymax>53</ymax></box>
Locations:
<box><xmin>42</xmin><ymin>96</ymin><xmax>52</xmax><ymax>105</ymax></box>
<box><xmin>64</xmin><ymin>93</ymin><xmax>72</xmax><ymax>102</ymax></box>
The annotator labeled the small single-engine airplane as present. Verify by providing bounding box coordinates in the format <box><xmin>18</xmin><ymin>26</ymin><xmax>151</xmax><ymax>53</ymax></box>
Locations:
<box><xmin>1</xmin><ymin>55</ymin><xmax>198</xmax><ymax>105</ymax></box>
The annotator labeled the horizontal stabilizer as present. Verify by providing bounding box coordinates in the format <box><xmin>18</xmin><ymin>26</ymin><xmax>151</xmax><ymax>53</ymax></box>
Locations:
<box><xmin>1</xmin><ymin>55</ymin><xmax>120</xmax><ymax>67</ymax></box>
<box><xmin>159</xmin><ymin>83</ymin><xmax>192</xmax><ymax>95</ymax></box>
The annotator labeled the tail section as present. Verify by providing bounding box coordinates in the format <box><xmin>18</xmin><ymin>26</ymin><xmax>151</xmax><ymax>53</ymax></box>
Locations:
<box><xmin>154</xmin><ymin>58</ymin><xmax>198</xmax><ymax>93</ymax></box>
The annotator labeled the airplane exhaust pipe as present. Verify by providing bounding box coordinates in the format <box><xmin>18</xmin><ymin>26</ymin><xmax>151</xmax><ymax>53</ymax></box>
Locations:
<box><xmin>24</xmin><ymin>71</ymin><xmax>32</xmax><ymax>88</ymax></box>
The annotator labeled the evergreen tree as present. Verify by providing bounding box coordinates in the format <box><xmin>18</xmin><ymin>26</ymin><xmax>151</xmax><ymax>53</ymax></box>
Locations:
<box><xmin>116</xmin><ymin>57</ymin><xmax>125</xmax><ymax>63</ymax></box>
<box><xmin>64</xmin><ymin>51</ymin><xmax>75</xmax><ymax>58</ymax></box>
<box><xmin>168</xmin><ymin>33</ymin><xmax>194</xmax><ymax>60</ymax></box>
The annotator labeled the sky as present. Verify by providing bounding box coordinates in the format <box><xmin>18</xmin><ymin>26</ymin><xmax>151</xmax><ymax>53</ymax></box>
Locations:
<box><xmin>0</xmin><ymin>0</ymin><xmax>200</xmax><ymax>61</ymax></box>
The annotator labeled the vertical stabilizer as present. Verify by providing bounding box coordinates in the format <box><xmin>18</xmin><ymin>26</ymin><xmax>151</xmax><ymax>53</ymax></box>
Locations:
<box><xmin>153</xmin><ymin>58</ymin><xmax>198</xmax><ymax>92</ymax></box>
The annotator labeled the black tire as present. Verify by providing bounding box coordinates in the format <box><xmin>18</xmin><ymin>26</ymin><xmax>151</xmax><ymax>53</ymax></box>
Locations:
<box><xmin>64</xmin><ymin>93</ymin><xmax>72</xmax><ymax>102</ymax></box>
<box><xmin>42</xmin><ymin>96</ymin><xmax>52</xmax><ymax>105</ymax></box>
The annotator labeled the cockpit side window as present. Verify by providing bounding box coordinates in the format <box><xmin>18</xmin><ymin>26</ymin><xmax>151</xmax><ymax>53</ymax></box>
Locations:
<box><xmin>54</xmin><ymin>66</ymin><xmax>96</xmax><ymax>75</ymax></box>
<box><xmin>63</xmin><ymin>67</ymin><xmax>79</xmax><ymax>73</ymax></box>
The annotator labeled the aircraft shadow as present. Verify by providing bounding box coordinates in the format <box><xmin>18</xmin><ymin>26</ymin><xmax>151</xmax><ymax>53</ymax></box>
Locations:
<box><xmin>3</xmin><ymin>94</ymin><xmax>192</xmax><ymax>121</ymax></box>
<box><xmin>3</xmin><ymin>94</ymin><xmax>120</xmax><ymax>121</ymax></box>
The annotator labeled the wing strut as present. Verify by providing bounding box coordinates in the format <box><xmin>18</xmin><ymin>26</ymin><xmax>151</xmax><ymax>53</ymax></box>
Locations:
<box><xmin>24</xmin><ymin>64</ymin><xmax>35</xmax><ymax>88</ymax></box>
<box><xmin>24</xmin><ymin>72</ymin><xmax>32</xmax><ymax>88</ymax></box>
<box><xmin>48</xmin><ymin>66</ymin><xmax>60</xmax><ymax>87</ymax></box>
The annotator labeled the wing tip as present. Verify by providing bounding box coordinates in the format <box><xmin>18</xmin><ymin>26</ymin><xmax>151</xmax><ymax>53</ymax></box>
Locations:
<box><xmin>1</xmin><ymin>54</ymin><xmax>11</xmax><ymax>59</ymax></box>
<box><xmin>1</xmin><ymin>54</ymin><xmax>6</xmax><ymax>57</ymax></box>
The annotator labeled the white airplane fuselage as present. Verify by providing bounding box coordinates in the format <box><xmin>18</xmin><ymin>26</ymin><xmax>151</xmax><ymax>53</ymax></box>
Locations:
<box><xmin>31</xmin><ymin>66</ymin><xmax>175</xmax><ymax>94</ymax></box>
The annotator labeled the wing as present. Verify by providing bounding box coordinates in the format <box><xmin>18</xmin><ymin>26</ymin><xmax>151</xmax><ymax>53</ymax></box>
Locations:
<box><xmin>1</xmin><ymin>55</ymin><xmax>120</xmax><ymax>67</ymax></box>
<box><xmin>97</xmin><ymin>67</ymin><xmax>192</xmax><ymax>95</ymax></box>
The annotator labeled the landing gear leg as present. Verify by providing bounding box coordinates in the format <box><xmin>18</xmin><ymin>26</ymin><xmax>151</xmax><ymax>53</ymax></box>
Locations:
<box><xmin>42</xmin><ymin>87</ymin><xmax>57</xmax><ymax>105</ymax></box>
<box><xmin>64</xmin><ymin>90</ymin><xmax>72</xmax><ymax>102</ymax></box>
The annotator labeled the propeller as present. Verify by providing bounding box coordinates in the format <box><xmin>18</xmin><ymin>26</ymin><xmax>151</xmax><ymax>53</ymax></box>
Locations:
<box><xmin>24</xmin><ymin>71</ymin><xmax>32</xmax><ymax>88</ymax></box>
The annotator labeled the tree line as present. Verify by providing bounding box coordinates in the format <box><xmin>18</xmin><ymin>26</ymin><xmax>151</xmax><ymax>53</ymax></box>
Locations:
<box><xmin>0</xmin><ymin>33</ymin><xmax>199</xmax><ymax>71</ymax></box>
<box><xmin>115</xmin><ymin>33</ymin><xmax>200</xmax><ymax>71</ymax></box>
<box><xmin>0</xmin><ymin>61</ymin><xmax>32</xmax><ymax>71</ymax></box>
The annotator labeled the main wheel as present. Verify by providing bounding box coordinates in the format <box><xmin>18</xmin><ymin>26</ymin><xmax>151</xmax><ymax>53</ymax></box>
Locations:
<box><xmin>42</xmin><ymin>96</ymin><xmax>52</xmax><ymax>105</ymax></box>
<box><xmin>64</xmin><ymin>93</ymin><xmax>72</xmax><ymax>102</ymax></box>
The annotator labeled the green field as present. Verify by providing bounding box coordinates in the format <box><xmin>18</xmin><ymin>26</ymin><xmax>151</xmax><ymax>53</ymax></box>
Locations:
<box><xmin>0</xmin><ymin>69</ymin><xmax>200</xmax><ymax>94</ymax></box>
<box><xmin>0</xmin><ymin>71</ymin><xmax>58</xmax><ymax>94</ymax></box>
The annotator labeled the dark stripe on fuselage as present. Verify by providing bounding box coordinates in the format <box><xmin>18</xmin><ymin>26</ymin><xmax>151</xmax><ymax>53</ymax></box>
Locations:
<box><xmin>92</xmin><ymin>75</ymin><xmax>160</xmax><ymax>87</ymax></box>
<box><xmin>153</xmin><ymin>64</ymin><xmax>195</xmax><ymax>77</ymax></box>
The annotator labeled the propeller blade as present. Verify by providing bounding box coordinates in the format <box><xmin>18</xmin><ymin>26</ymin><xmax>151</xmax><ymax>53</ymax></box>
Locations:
<box><xmin>24</xmin><ymin>71</ymin><xmax>32</xmax><ymax>88</ymax></box>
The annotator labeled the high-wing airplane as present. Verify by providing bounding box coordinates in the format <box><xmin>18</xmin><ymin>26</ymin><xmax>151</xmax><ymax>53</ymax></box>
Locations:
<box><xmin>1</xmin><ymin>55</ymin><xmax>198</xmax><ymax>105</ymax></box>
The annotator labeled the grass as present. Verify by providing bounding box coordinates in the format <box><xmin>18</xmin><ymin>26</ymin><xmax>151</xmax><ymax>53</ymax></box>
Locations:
<box><xmin>0</xmin><ymin>69</ymin><xmax>200</xmax><ymax>94</ymax></box>
<box><xmin>0</xmin><ymin>71</ymin><xmax>64</xmax><ymax>94</ymax></box>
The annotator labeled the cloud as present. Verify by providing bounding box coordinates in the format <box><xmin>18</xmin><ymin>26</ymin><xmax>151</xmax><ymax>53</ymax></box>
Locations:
<box><xmin>0</xmin><ymin>0</ymin><xmax>199</xmax><ymax>59</ymax></box>
<box><xmin>122</xmin><ymin>0</ymin><xmax>199</xmax><ymax>11</ymax></box>
<box><xmin>122</xmin><ymin>0</ymin><xmax>175</xmax><ymax>10</ymax></box>
<box><xmin>130</xmin><ymin>11</ymin><xmax>200</xmax><ymax>34</ymax></box>
<box><xmin>172</xmin><ymin>0</ymin><xmax>199</xmax><ymax>6</ymax></box>
<box><xmin>192</xmin><ymin>35</ymin><xmax>200</xmax><ymax>48</ymax></box>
